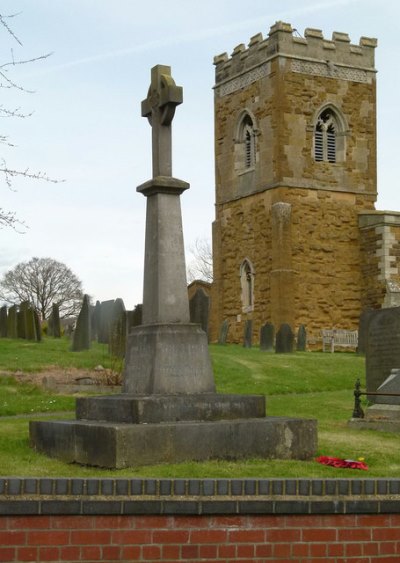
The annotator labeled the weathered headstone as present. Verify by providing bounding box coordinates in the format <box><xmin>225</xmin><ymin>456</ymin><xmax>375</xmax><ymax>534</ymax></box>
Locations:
<box><xmin>365</xmin><ymin>307</ymin><xmax>400</xmax><ymax>396</ymax></box>
<box><xmin>296</xmin><ymin>325</ymin><xmax>307</xmax><ymax>351</ymax></box>
<box><xmin>275</xmin><ymin>323</ymin><xmax>294</xmax><ymax>353</ymax></box>
<box><xmin>33</xmin><ymin>309</ymin><xmax>42</xmax><ymax>342</ymax></box>
<box><xmin>7</xmin><ymin>305</ymin><xmax>17</xmax><ymax>338</ymax></box>
<box><xmin>0</xmin><ymin>306</ymin><xmax>7</xmax><ymax>337</ymax></box>
<box><xmin>243</xmin><ymin>319</ymin><xmax>252</xmax><ymax>348</ymax></box>
<box><xmin>260</xmin><ymin>322</ymin><xmax>274</xmax><ymax>351</ymax></box>
<box><xmin>98</xmin><ymin>300</ymin><xmax>115</xmax><ymax>344</ymax></box>
<box><xmin>357</xmin><ymin>307</ymin><xmax>373</xmax><ymax>355</ymax></box>
<box><xmin>71</xmin><ymin>295</ymin><xmax>91</xmax><ymax>351</ymax></box>
<box><xmin>374</xmin><ymin>369</ymin><xmax>400</xmax><ymax>405</ymax></box>
<box><xmin>91</xmin><ymin>301</ymin><xmax>102</xmax><ymax>341</ymax></box>
<box><xmin>109</xmin><ymin>298</ymin><xmax>126</xmax><ymax>358</ymax></box>
<box><xmin>218</xmin><ymin>319</ymin><xmax>229</xmax><ymax>344</ymax></box>
<box><xmin>189</xmin><ymin>288</ymin><xmax>210</xmax><ymax>336</ymax></box>
<box><xmin>49</xmin><ymin>304</ymin><xmax>61</xmax><ymax>338</ymax></box>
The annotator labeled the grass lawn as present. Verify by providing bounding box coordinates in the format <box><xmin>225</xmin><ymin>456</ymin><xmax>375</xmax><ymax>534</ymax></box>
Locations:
<box><xmin>0</xmin><ymin>338</ymin><xmax>398</xmax><ymax>478</ymax></box>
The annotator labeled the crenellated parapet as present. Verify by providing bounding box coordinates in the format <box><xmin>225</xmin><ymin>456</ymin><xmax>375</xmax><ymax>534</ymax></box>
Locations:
<box><xmin>214</xmin><ymin>21</ymin><xmax>377</xmax><ymax>93</ymax></box>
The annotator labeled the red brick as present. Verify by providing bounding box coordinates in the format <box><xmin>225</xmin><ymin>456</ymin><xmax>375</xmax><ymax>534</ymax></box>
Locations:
<box><xmin>38</xmin><ymin>546</ymin><xmax>60</xmax><ymax>561</ymax></box>
<box><xmin>363</xmin><ymin>541</ymin><xmax>379</xmax><ymax>556</ymax></box>
<box><xmin>199</xmin><ymin>544</ymin><xmax>218</xmax><ymax>558</ymax></box>
<box><xmin>218</xmin><ymin>543</ymin><xmax>236</xmax><ymax>557</ymax></box>
<box><xmin>0</xmin><ymin>548</ymin><xmax>15</xmax><ymax>562</ymax></box>
<box><xmin>112</xmin><ymin>529</ymin><xmax>152</xmax><ymax>544</ymax></box>
<box><xmin>81</xmin><ymin>545</ymin><xmax>102</xmax><ymax>561</ymax></box>
<box><xmin>267</xmin><ymin>528</ymin><xmax>301</xmax><ymax>542</ymax></box>
<box><xmin>328</xmin><ymin>542</ymin><xmax>344</xmax><ymax>556</ymax></box>
<box><xmin>236</xmin><ymin>543</ymin><xmax>254</xmax><ymax>557</ymax></box>
<box><xmin>319</xmin><ymin>515</ymin><xmax>358</xmax><ymax>528</ymax></box>
<box><xmin>173</xmin><ymin>516</ymin><xmax>209</xmax><ymax>529</ymax></box>
<box><xmin>255</xmin><ymin>543</ymin><xmax>273</xmax><ymax>557</ymax></box>
<box><xmin>16</xmin><ymin>547</ymin><xmax>37</xmax><ymax>561</ymax></box>
<box><xmin>310</xmin><ymin>542</ymin><xmax>327</xmax><ymax>557</ymax></box>
<box><xmin>190</xmin><ymin>529</ymin><xmax>227</xmax><ymax>543</ymax></box>
<box><xmin>0</xmin><ymin>520</ymin><xmax>7</xmax><ymax>530</ymax></box>
<box><xmin>292</xmin><ymin>542</ymin><xmax>309</xmax><ymax>557</ymax></box>
<box><xmin>285</xmin><ymin>515</ymin><xmax>321</xmax><ymax>528</ymax></box>
<box><xmin>71</xmin><ymin>530</ymin><xmax>111</xmax><ymax>545</ymax></box>
<box><xmin>272</xmin><ymin>542</ymin><xmax>291</xmax><ymax>558</ymax></box>
<box><xmin>228</xmin><ymin>529</ymin><xmax>265</xmax><ymax>543</ymax></box>
<box><xmin>0</xmin><ymin>531</ymin><xmax>25</xmax><ymax>546</ymax></box>
<box><xmin>357</xmin><ymin>514</ymin><xmax>391</xmax><ymax>527</ymax></box>
<box><xmin>28</xmin><ymin>530</ymin><xmax>70</xmax><ymax>546</ymax></box>
<box><xmin>373</xmin><ymin>528</ymin><xmax>400</xmax><ymax>541</ymax></box>
<box><xmin>10</xmin><ymin>516</ymin><xmax>51</xmax><ymax>530</ymax></box>
<box><xmin>133</xmin><ymin>516</ymin><xmax>170</xmax><ymax>529</ymax></box>
<box><xmin>142</xmin><ymin>544</ymin><xmax>162</xmax><ymax>560</ymax></box>
<box><xmin>60</xmin><ymin>546</ymin><xmax>80</xmax><ymax>561</ymax></box>
<box><xmin>338</xmin><ymin>527</ymin><xmax>371</xmax><ymax>541</ymax></box>
<box><xmin>380</xmin><ymin>541</ymin><xmax>397</xmax><ymax>555</ymax></box>
<box><xmin>212</xmin><ymin>515</ymin><xmax>249</xmax><ymax>528</ymax></box>
<box><xmin>120</xmin><ymin>545</ymin><xmax>141</xmax><ymax>559</ymax></box>
<box><xmin>161</xmin><ymin>544</ymin><xmax>180</xmax><ymax>559</ymax></box>
<box><xmin>252</xmin><ymin>515</ymin><xmax>285</xmax><ymax>528</ymax></box>
<box><xmin>94</xmin><ymin>515</ymin><xmax>132</xmax><ymax>529</ymax></box>
<box><xmin>345</xmin><ymin>541</ymin><xmax>363</xmax><ymax>556</ymax></box>
<box><xmin>152</xmin><ymin>530</ymin><xmax>189</xmax><ymax>544</ymax></box>
<box><xmin>102</xmin><ymin>545</ymin><xmax>121</xmax><ymax>560</ymax></box>
<box><xmin>302</xmin><ymin>528</ymin><xmax>336</xmax><ymax>542</ymax></box>
<box><xmin>181</xmin><ymin>544</ymin><xmax>199</xmax><ymax>559</ymax></box>
<box><xmin>391</xmin><ymin>515</ymin><xmax>400</xmax><ymax>527</ymax></box>
<box><xmin>51</xmin><ymin>515</ymin><xmax>94</xmax><ymax>530</ymax></box>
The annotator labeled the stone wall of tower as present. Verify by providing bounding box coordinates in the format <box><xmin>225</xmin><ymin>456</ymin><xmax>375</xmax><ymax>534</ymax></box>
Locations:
<box><xmin>210</xmin><ymin>22</ymin><xmax>378</xmax><ymax>346</ymax></box>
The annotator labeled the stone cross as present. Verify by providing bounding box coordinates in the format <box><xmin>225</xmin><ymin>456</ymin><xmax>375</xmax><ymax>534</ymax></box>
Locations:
<box><xmin>141</xmin><ymin>64</ymin><xmax>183</xmax><ymax>178</ymax></box>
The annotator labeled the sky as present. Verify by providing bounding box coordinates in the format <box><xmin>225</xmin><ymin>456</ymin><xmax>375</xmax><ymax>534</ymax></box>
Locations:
<box><xmin>0</xmin><ymin>0</ymin><xmax>399</xmax><ymax>309</ymax></box>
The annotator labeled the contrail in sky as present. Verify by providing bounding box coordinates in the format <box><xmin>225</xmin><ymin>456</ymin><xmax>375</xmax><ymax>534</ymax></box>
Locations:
<box><xmin>26</xmin><ymin>0</ymin><xmax>364</xmax><ymax>76</ymax></box>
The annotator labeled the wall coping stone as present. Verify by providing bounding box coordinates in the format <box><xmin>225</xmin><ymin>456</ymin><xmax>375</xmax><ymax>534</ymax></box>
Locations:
<box><xmin>0</xmin><ymin>478</ymin><xmax>399</xmax><ymax>515</ymax></box>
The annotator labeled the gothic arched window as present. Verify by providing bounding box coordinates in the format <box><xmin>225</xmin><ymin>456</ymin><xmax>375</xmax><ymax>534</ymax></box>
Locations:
<box><xmin>314</xmin><ymin>106</ymin><xmax>346</xmax><ymax>163</ymax></box>
<box><xmin>235</xmin><ymin>112</ymin><xmax>257</xmax><ymax>172</ymax></box>
<box><xmin>240</xmin><ymin>259</ymin><xmax>254</xmax><ymax>312</ymax></box>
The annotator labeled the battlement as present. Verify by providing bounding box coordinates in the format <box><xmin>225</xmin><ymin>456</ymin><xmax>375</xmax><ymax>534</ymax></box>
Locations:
<box><xmin>214</xmin><ymin>21</ymin><xmax>377</xmax><ymax>86</ymax></box>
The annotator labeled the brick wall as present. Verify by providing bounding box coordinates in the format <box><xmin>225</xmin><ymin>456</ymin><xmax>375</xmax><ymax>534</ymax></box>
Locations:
<box><xmin>1</xmin><ymin>513</ymin><xmax>400</xmax><ymax>562</ymax></box>
<box><xmin>0</xmin><ymin>478</ymin><xmax>400</xmax><ymax>562</ymax></box>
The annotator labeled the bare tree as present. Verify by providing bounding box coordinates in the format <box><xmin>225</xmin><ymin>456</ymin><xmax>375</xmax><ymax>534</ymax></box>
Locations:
<box><xmin>0</xmin><ymin>11</ymin><xmax>57</xmax><ymax>230</ymax></box>
<box><xmin>0</xmin><ymin>257</ymin><xmax>84</xmax><ymax>320</ymax></box>
<box><xmin>187</xmin><ymin>237</ymin><xmax>213</xmax><ymax>283</ymax></box>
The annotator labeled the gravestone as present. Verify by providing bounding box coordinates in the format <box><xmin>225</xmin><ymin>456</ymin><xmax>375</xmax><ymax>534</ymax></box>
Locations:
<box><xmin>358</xmin><ymin>308</ymin><xmax>373</xmax><ymax>355</ymax></box>
<box><xmin>375</xmin><ymin>369</ymin><xmax>400</xmax><ymax>405</ymax></box>
<box><xmin>71</xmin><ymin>295</ymin><xmax>91</xmax><ymax>351</ymax></box>
<box><xmin>275</xmin><ymin>323</ymin><xmax>294</xmax><ymax>353</ymax></box>
<box><xmin>7</xmin><ymin>305</ymin><xmax>17</xmax><ymax>338</ymax></box>
<box><xmin>189</xmin><ymin>288</ymin><xmax>209</xmax><ymax>336</ymax></box>
<box><xmin>109</xmin><ymin>298</ymin><xmax>126</xmax><ymax>358</ymax></box>
<box><xmin>30</xmin><ymin>65</ymin><xmax>317</xmax><ymax>468</ymax></box>
<box><xmin>98</xmin><ymin>300</ymin><xmax>115</xmax><ymax>344</ymax></box>
<box><xmin>296</xmin><ymin>325</ymin><xmax>307</xmax><ymax>352</ymax></box>
<box><xmin>91</xmin><ymin>301</ymin><xmax>101</xmax><ymax>341</ymax></box>
<box><xmin>243</xmin><ymin>319</ymin><xmax>252</xmax><ymax>348</ymax></box>
<box><xmin>48</xmin><ymin>304</ymin><xmax>61</xmax><ymax>338</ymax></box>
<box><xmin>0</xmin><ymin>306</ymin><xmax>7</xmax><ymax>337</ymax></box>
<box><xmin>365</xmin><ymin>307</ymin><xmax>400</xmax><ymax>397</ymax></box>
<box><xmin>260</xmin><ymin>322</ymin><xmax>274</xmax><ymax>351</ymax></box>
<box><xmin>218</xmin><ymin>319</ymin><xmax>229</xmax><ymax>344</ymax></box>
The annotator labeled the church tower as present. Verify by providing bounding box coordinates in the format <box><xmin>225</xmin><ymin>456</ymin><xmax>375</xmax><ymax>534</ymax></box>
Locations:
<box><xmin>210</xmin><ymin>22</ymin><xmax>378</xmax><ymax>345</ymax></box>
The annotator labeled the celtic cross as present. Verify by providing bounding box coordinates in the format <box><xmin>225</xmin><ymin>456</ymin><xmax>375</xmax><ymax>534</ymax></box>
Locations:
<box><xmin>141</xmin><ymin>65</ymin><xmax>183</xmax><ymax>178</ymax></box>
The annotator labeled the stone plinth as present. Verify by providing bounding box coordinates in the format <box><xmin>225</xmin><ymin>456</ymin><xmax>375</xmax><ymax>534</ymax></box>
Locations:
<box><xmin>76</xmin><ymin>393</ymin><xmax>266</xmax><ymax>423</ymax></box>
<box><xmin>349</xmin><ymin>404</ymin><xmax>400</xmax><ymax>433</ymax></box>
<box><xmin>123</xmin><ymin>324</ymin><xmax>215</xmax><ymax>394</ymax></box>
<box><xmin>30</xmin><ymin>416</ymin><xmax>317</xmax><ymax>469</ymax></box>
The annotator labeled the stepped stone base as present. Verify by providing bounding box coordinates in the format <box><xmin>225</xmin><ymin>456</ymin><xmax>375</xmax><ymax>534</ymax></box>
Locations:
<box><xmin>75</xmin><ymin>393</ymin><xmax>266</xmax><ymax>423</ymax></box>
<box><xmin>30</xmin><ymin>416</ymin><xmax>317</xmax><ymax>469</ymax></box>
<box><xmin>348</xmin><ymin>404</ymin><xmax>400</xmax><ymax>433</ymax></box>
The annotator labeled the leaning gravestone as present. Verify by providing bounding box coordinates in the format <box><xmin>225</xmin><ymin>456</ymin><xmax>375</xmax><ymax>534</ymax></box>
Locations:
<box><xmin>30</xmin><ymin>65</ymin><xmax>317</xmax><ymax>468</ymax></box>
<box><xmin>218</xmin><ymin>319</ymin><xmax>229</xmax><ymax>344</ymax></box>
<box><xmin>276</xmin><ymin>323</ymin><xmax>294</xmax><ymax>353</ymax></box>
<box><xmin>260</xmin><ymin>322</ymin><xmax>274</xmax><ymax>351</ymax></box>
<box><xmin>0</xmin><ymin>306</ymin><xmax>7</xmax><ymax>337</ymax></box>
<box><xmin>365</xmin><ymin>307</ymin><xmax>400</xmax><ymax>397</ymax></box>
<box><xmin>71</xmin><ymin>295</ymin><xmax>91</xmax><ymax>351</ymax></box>
<box><xmin>243</xmin><ymin>319</ymin><xmax>252</xmax><ymax>348</ymax></box>
<box><xmin>296</xmin><ymin>325</ymin><xmax>307</xmax><ymax>351</ymax></box>
<box><xmin>189</xmin><ymin>288</ymin><xmax>209</xmax><ymax>337</ymax></box>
